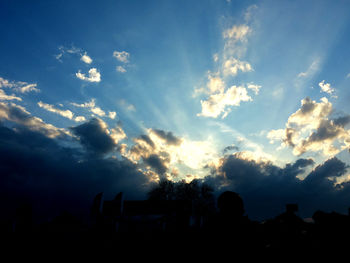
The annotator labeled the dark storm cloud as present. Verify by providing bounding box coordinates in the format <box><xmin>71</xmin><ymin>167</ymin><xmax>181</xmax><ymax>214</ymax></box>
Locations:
<box><xmin>308</xmin><ymin>119</ymin><xmax>346</xmax><ymax>142</ymax></box>
<box><xmin>139</xmin><ymin>134</ymin><xmax>155</xmax><ymax>148</ymax></box>
<box><xmin>70</xmin><ymin>118</ymin><xmax>116</xmax><ymax>155</ymax></box>
<box><xmin>0</xmin><ymin>102</ymin><xmax>67</xmax><ymax>138</ymax></box>
<box><xmin>299</xmin><ymin>97</ymin><xmax>316</xmax><ymax>115</ymax></box>
<box><xmin>151</xmin><ymin>129</ymin><xmax>182</xmax><ymax>146</ymax></box>
<box><xmin>143</xmin><ymin>154</ymin><xmax>169</xmax><ymax>178</ymax></box>
<box><xmin>0</xmin><ymin>122</ymin><xmax>150</xmax><ymax>222</ymax></box>
<box><xmin>222</xmin><ymin>145</ymin><xmax>239</xmax><ymax>154</ymax></box>
<box><xmin>203</xmin><ymin>153</ymin><xmax>350</xmax><ymax>220</ymax></box>
<box><xmin>333</xmin><ymin>115</ymin><xmax>350</xmax><ymax>127</ymax></box>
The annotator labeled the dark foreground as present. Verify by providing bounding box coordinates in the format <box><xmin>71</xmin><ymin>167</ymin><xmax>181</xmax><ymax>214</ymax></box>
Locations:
<box><xmin>2</xmin><ymin>191</ymin><xmax>350</xmax><ymax>256</ymax></box>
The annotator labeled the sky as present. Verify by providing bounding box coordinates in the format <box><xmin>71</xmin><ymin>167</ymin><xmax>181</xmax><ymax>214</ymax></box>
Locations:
<box><xmin>1</xmin><ymin>0</ymin><xmax>350</xmax><ymax>221</ymax></box>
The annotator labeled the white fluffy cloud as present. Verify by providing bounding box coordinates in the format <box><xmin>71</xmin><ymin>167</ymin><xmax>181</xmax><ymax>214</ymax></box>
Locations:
<box><xmin>223</xmin><ymin>58</ymin><xmax>253</xmax><ymax>76</ymax></box>
<box><xmin>319</xmin><ymin>80</ymin><xmax>336</xmax><ymax>96</ymax></box>
<box><xmin>268</xmin><ymin>97</ymin><xmax>350</xmax><ymax>156</ymax></box>
<box><xmin>76</xmin><ymin>68</ymin><xmax>101</xmax><ymax>82</ymax></box>
<box><xmin>90</xmin><ymin>106</ymin><xmax>106</xmax><ymax>117</ymax></box>
<box><xmin>108</xmin><ymin>111</ymin><xmax>117</xmax><ymax>119</ymax></box>
<box><xmin>124</xmin><ymin>128</ymin><xmax>219</xmax><ymax>181</ymax></box>
<box><xmin>247</xmin><ymin>84</ymin><xmax>261</xmax><ymax>95</ymax></box>
<box><xmin>198</xmin><ymin>85</ymin><xmax>252</xmax><ymax>118</ymax></box>
<box><xmin>74</xmin><ymin>116</ymin><xmax>86</xmax><ymax>122</ymax></box>
<box><xmin>195</xmin><ymin>7</ymin><xmax>260</xmax><ymax>119</ymax></box>
<box><xmin>80</xmin><ymin>52</ymin><xmax>93</xmax><ymax>64</ymax></box>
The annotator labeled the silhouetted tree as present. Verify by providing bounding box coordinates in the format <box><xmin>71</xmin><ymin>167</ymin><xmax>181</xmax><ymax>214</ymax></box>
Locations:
<box><xmin>148</xmin><ymin>179</ymin><xmax>214</xmax><ymax>205</ymax></box>
<box><xmin>148</xmin><ymin>179</ymin><xmax>176</xmax><ymax>201</ymax></box>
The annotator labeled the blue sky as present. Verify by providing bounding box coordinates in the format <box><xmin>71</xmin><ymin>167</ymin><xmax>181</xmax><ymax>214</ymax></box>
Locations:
<box><xmin>1</xmin><ymin>0</ymin><xmax>350</xmax><ymax>218</ymax></box>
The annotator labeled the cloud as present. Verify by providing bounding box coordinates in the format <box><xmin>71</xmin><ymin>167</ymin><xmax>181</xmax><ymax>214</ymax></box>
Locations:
<box><xmin>223</xmin><ymin>24</ymin><xmax>251</xmax><ymax>41</ymax></box>
<box><xmin>113</xmin><ymin>51</ymin><xmax>130</xmax><ymax>63</ymax></box>
<box><xmin>194</xmin><ymin>7</ymin><xmax>260</xmax><ymax>119</ymax></box>
<box><xmin>74</xmin><ymin>116</ymin><xmax>86</xmax><ymax>122</ymax></box>
<box><xmin>268</xmin><ymin>97</ymin><xmax>350</xmax><ymax>156</ymax></box>
<box><xmin>116</xmin><ymin>66</ymin><xmax>127</xmax><ymax>73</ymax></box>
<box><xmin>2</xmin><ymin>115</ymin><xmax>350</xmax><ymax>222</ymax></box>
<box><xmin>90</xmin><ymin>106</ymin><xmax>106</xmax><ymax>117</ymax></box>
<box><xmin>71</xmin><ymin>99</ymin><xmax>96</xmax><ymax>108</ymax></box>
<box><xmin>70</xmin><ymin>118</ymin><xmax>117</xmax><ymax>155</ymax></box>
<box><xmin>71</xmin><ymin>98</ymin><xmax>113</xmax><ymax>118</ymax></box>
<box><xmin>0</xmin><ymin>102</ymin><xmax>69</xmax><ymax>138</ymax></box>
<box><xmin>15</xmin><ymin>83</ymin><xmax>40</xmax><ymax>93</ymax></box>
<box><xmin>118</xmin><ymin>99</ymin><xmax>136</xmax><ymax>112</ymax></box>
<box><xmin>223</xmin><ymin>58</ymin><xmax>253</xmax><ymax>76</ymax></box>
<box><xmin>110</xmin><ymin>124</ymin><xmax>127</xmax><ymax>144</ymax></box>
<box><xmin>56</xmin><ymin>45</ymin><xmax>93</xmax><ymax>65</ymax></box>
<box><xmin>203</xmin><ymin>152</ymin><xmax>350</xmax><ymax>220</ymax></box>
<box><xmin>206</xmin><ymin>74</ymin><xmax>225</xmax><ymax>93</ymax></box>
<box><xmin>150</xmin><ymin>129</ymin><xmax>182</xmax><ymax>146</ymax></box>
<box><xmin>0</xmin><ymin>89</ymin><xmax>22</xmax><ymax>101</ymax></box>
<box><xmin>0</xmin><ymin>121</ymin><xmax>150</xmax><ymax>222</ymax></box>
<box><xmin>244</xmin><ymin>4</ymin><xmax>258</xmax><ymax>22</ymax></box>
<box><xmin>76</xmin><ymin>68</ymin><xmax>101</xmax><ymax>82</ymax></box>
<box><xmin>297</xmin><ymin>59</ymin><xmax>320</xmax><ymax>78</ymax></box>
<box><xmin>198</xmin><ymin>85</ymin><xmax>252</xmax><ymax>118</ymax></box>
<box><xmin>38</xmin><ymin>101</ymin><xmax>74</xmax><ymax>120</ymax></box>
<box><xmin>143</xmin><ymin>154</ymin><xmax>169</xmax><ymax>178</ymax></box>
<box><xmin>125</xmin><ymin>128</ymin><xmax>219</xmax><ymax>181</ymax></box>
<box><xmin>223</xmin><ymin>145</ymin><xmax>239</xmax><ymax>154</ymax></box>
<box><xmin>80</xmin><ymin>52</ymin><xmax>93</xmax><ymax>64</ymax></box>
<box><xmin>319</xmin><ymin>80</ymin><xmax>336</xmax><ymax>96</ymax></box>
<box><xmin>247</xmin><ymin>84</ymin><xmax>261</xmax><ymax>95</ymax></box>
<box><xmin>108</xmin><ymin>111</ymin><xmax>117</xmax><ymax>119</ymax></box>
<box><xmin>0</xmin><ymin>76</ymin><xmax>39</xmax><ymax>93</ymax></box>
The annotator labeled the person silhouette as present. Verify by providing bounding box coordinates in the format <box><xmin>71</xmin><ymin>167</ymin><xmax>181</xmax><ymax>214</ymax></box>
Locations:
<box><xmin>217</xmin><ymin>191</ymin><xmax>245</xmax><ymax>220</ymax></box>
<box><xmin>204</xmin><ymin>191</ymin><xmax>256</xmax><ymax>252</ymax></box>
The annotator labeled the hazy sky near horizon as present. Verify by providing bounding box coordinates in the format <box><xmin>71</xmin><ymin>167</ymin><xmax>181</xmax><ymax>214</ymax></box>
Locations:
<box><xmin>1</xmin><ymin>0</ymin><xmax>350</xmax><ymax>213</ymax></box>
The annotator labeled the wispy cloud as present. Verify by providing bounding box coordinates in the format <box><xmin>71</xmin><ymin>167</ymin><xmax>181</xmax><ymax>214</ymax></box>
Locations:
<box><xmin>0</xmin><ymin>76</ymin><xmax>39</xmax><ymax>93</ymax></box>
<box><xmin>113</xmin><ymin>51</ymin><xmax>130</xmax><ymax>63</ymax></box>
<box><xmin>116</xmin><ymin>66</ymin><xmax>127</xmax><ymax>73</ymax></box>
<box><xmin>56</xmin><ymin>45</ymin><xmax>93</xmax><ymax>65</ymax></box>
<box><xmin>119</xmin><ymin>99</ymin><xmax>136</xmax><ymax>112</ymax></box>
<box><xmin>297</xmin><ymin>59</ymin><xmax>320</xmax><ymax>78</ymax></box>
<box><xmin>71</xmin><ymin>98</ymin><xmax>116</xmax><ymax>119</ymax></box>
<box><xmin>38</xmin><ymin>101</ymin><xmax>74</xmax><ymax>120</ymax></box>
<box><xmin>223</xmin><ymin>24</ymin><xmax>251</xmax><ymax>41</ymax></box>
<box><xmin>0</xmin><ymin>89</ymin><xmax>22</xmax><ymax>101</ymax></box>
